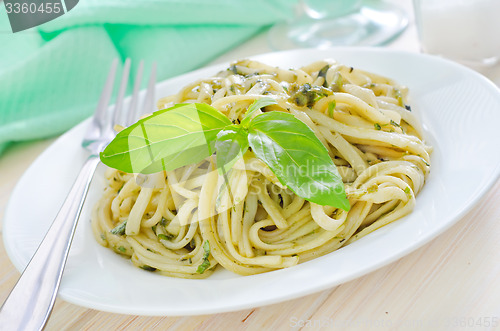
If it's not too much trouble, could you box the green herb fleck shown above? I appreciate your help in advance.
[196,240,211,274]
[117,183,124,193]
[318,64,329,78]
[394,88,404,106]
[331,72,343,92]
[229,64,238,74]
[404,187,411,195]
[390,120,402,129]
[110,221,127,236]
[140,265,156,272]
[288,83,332,108]
[117,246,126,253]
[158,233,174,241]
[328,101,336,118]
[374,123,382,130]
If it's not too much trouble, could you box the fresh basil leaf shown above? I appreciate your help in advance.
[215,124,249,174]
[100,103,231,174]
[240,97,277,128]
[247,111,350,210]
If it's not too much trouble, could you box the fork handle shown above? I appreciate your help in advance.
[0,155,101,331]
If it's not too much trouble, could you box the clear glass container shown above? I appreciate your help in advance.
[414,0,500,67]
[268,0,408,49]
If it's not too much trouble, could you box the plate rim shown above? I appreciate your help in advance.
[3,47,500,316]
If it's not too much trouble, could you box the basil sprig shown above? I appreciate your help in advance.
[214,125,249,175]
[100,98,350,210]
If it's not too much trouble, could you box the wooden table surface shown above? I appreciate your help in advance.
[1,1,500,330]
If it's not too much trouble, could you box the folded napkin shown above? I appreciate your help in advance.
[0,0,296,154]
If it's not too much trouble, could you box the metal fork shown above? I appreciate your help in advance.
[0,59,156,331]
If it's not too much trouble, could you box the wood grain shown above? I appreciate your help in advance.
[1,179,499,330]
[2,1,500,329]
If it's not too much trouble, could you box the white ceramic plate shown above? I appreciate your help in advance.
[4,48,500,316]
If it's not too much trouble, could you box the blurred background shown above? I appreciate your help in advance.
[0,0,498,156]
[0,0,296,155]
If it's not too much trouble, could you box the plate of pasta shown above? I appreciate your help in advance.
[4,48,500,315]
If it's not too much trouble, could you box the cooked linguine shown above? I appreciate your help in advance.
[92,59,432,278]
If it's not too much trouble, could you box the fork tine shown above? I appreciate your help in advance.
[112,58,131,126]
[94,59,118,126]
[142,62,157,116]
[126,61,144,126]
[83,59,118,147]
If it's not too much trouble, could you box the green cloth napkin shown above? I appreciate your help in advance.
[0,0,296,155]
